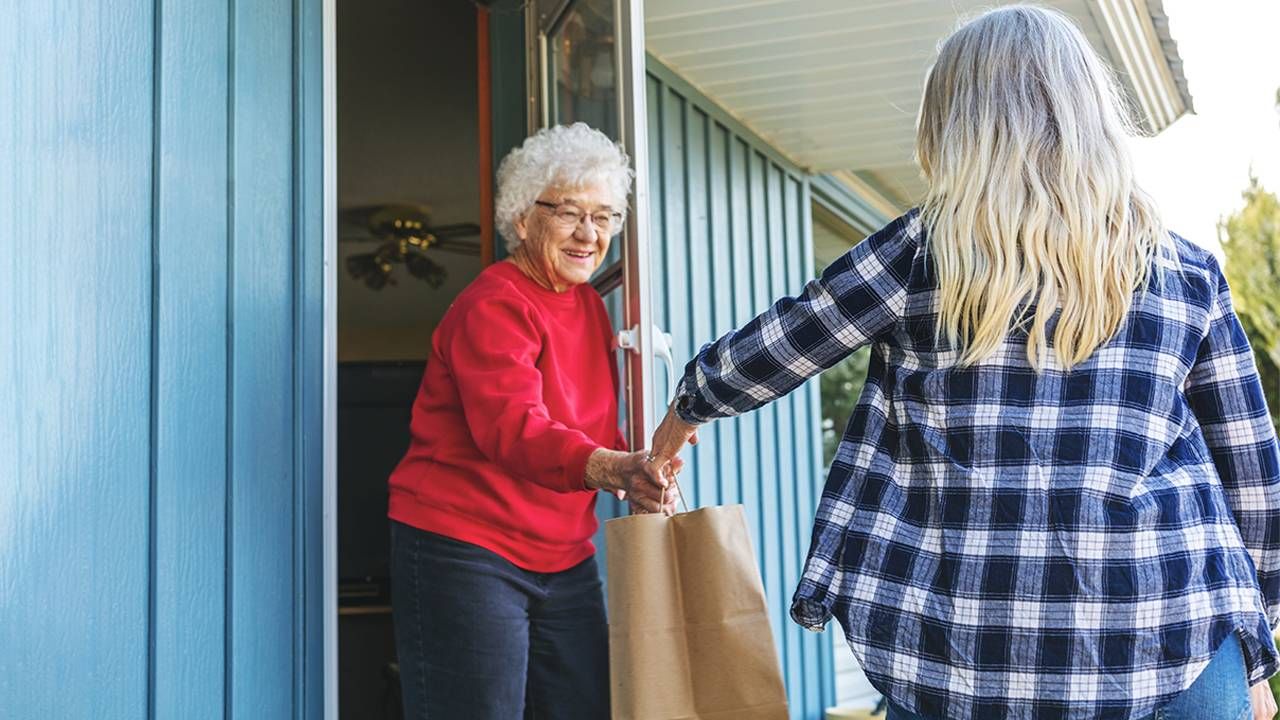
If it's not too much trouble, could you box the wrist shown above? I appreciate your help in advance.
[583,448,623,492]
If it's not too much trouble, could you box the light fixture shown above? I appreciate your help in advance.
[339,204,480,291]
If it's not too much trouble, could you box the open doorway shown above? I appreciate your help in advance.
[334,1,487,717]
[328,0,658,713]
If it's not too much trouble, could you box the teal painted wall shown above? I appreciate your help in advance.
[0,0,326,717]
[2,4,832,717]
[596,58,837,719]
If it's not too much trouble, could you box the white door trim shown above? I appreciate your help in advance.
[321,0,339,716]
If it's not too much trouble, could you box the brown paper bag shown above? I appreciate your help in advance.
[605,504,790,720]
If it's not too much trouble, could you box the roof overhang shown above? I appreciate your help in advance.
[646,0,1194,209]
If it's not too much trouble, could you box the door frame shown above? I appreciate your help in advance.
[317,0,654,716]
[320,0,338,716]
[524,0,660,448]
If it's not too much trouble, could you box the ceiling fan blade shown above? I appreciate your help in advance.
[406,252,448,288]
[426,222,481,238]
[430,237,482,257]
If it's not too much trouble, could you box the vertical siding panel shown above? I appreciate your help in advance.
[784,175,804,717]
[708,122,738,507]
[769,164,802,711]
[153,0,230,716]
[229,0,295,715]
[729,138,759,535]
[0,2,154,718]
[782,173,805,716]
[753,150,787,674]
[789,176,820,717]
[684,107,715,509]
[661,88,689,469]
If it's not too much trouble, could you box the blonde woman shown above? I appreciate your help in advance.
[646,6,1280,720]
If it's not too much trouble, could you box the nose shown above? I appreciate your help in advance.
[573,216,599,242]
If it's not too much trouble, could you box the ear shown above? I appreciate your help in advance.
[513,211,531,243]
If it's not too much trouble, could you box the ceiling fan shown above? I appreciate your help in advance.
[339,203,482,290]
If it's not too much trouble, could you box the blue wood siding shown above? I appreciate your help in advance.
[1,2,155,717]
[154,0,231,716]
[0,1,325,717]
[636,58,837,720]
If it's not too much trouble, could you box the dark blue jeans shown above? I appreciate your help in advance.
[885,632,1251,720]
[389,520,610,719]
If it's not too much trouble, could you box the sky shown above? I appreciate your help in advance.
[1126,0,1280,258]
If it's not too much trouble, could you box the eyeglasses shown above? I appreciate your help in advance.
[534,201,623,235]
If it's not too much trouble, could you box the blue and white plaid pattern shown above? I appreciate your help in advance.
[673,209,1280,719]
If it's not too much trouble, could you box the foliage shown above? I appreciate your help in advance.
[815,252,874,466]
[1218,174,1280,429]
[820,346,871,466]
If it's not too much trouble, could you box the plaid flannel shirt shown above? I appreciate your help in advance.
[672,209,1280,719]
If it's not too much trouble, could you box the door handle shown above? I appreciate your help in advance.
[617,324,677,400]
[651,326,676,402]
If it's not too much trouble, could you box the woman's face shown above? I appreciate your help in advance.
[514,182,618,291]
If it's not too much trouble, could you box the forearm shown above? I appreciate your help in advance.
[648,405,700,464]
[583,448,626,493]
[469,407,604,492]
[673,216,918,426]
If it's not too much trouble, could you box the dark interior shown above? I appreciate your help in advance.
[336,0,483,717]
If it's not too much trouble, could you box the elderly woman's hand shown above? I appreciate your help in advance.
[629,455,685,516]
[584,449,682,514]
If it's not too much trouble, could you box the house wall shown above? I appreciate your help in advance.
[0,1,326,717]
[3,2,843,718]
[596,58,838,720]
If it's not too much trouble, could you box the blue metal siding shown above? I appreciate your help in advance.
[229,0,298,716]
[640,58,836,720]
[0,2,155,717]
[153,0,231,716]
[1,1,325,717]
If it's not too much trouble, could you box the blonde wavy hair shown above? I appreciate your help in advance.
[915,4,1169,371]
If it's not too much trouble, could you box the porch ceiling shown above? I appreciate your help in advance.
[645,0,1193,209]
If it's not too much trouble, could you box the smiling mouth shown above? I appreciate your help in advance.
[563,250,594,260]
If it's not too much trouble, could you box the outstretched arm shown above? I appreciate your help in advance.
[647,211,921,465]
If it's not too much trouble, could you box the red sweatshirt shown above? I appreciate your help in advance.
[388,260,625,572]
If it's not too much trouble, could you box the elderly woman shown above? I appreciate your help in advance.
[387,122,676,720]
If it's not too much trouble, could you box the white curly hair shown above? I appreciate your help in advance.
[494,122,633,253]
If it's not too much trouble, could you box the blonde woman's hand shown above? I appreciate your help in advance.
[645,406,699,478]
[1252,680,1277,720]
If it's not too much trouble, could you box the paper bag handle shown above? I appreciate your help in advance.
[667,466,690,515]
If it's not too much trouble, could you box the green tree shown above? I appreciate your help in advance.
[1218,174,1280,430]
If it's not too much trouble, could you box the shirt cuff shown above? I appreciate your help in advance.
[670,395,700,426]
[564,439,601,493]
[672,376,711,426]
